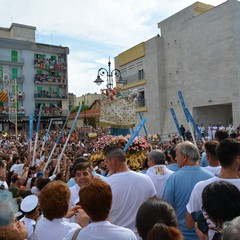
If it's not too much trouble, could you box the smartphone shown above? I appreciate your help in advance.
[191,210,209,233]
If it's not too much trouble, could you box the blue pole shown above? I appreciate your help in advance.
[170,108,183,140]
[56,113,70,144]
[36,104,43,132]
[123,118,146,152]
[185,108,205,142]
[29,114,33,140]
[139,112,148,136]
[178,91,189,122]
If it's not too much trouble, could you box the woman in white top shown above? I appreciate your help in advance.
[76,178,137,240]
[35,181,81,240]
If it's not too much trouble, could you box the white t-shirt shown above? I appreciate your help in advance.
[186,177,240,239]
[10,163,24,175]
[35,216,80,240]
[76,221,137,240]
[69,184,80,208]
[146,165,174,198]
[19,216,36,240]
[187,177,240,214]
[106,171,156,234]
[203,166,221,176]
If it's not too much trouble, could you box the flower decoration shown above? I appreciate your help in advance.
[91,135,150,170]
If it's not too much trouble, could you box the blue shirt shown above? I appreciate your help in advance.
[162,166,214,240]
[200,152,209,167]
[167,163,179,172]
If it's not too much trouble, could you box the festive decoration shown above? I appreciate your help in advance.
[90,135,150,170]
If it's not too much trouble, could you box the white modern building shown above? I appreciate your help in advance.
[0,23,69,131]
[115,0,240,136]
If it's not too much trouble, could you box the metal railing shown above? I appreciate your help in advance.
[122,71,145,85]
[0,55,24,64]
[136,98,146,108]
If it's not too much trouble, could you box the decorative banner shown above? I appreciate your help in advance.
[170,108,183,139]
[100,97,136,129]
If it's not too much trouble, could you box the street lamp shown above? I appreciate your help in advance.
[94,57,124,88]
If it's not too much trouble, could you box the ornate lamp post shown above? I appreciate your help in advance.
[94,57,124,88]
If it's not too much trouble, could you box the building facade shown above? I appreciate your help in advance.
[0,23,69,131]
[115,0,240,136]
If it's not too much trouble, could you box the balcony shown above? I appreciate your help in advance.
[9,74,25,83]
[34,91,67,100]
[136,98,146,108]
[34,58,66,71]
[122,71,145,85]
[34,74,66,85]
[0,55,24,65]
[35,107,65,117]
[0,106,25,116]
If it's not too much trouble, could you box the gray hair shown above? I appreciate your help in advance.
[176,141,199,161]
[148,149,166,165]
[0,190,18,226]
[222,216,240,240]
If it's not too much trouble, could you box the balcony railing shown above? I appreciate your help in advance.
[34,74,66,84]
[122,71,145,85]
[34,58,66,71]
[136,98,146,108]
[0,107,25,116]
[0,55,24,64]
[35,107,67,116]
[9,74,25,83]
[34,92,67,99]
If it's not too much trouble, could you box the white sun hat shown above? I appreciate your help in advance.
[20,195,39,213]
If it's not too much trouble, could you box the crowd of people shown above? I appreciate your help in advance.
[0,125,240,240]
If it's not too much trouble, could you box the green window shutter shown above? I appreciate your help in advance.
[51,56,56,61]
[0,102,3,107]
[37,86,42,92]
[12,68,18,79]
[56,87,60,95]
[11,50,18,62]
[37,70,43,74]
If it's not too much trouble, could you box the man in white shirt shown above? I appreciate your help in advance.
[105,146,156,237]
[186,138,240,239]
[20,195,40,240]
[146,149,173,198]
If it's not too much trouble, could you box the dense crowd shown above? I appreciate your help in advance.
[0,126,240,240]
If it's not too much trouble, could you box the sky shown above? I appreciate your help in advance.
[1,0,226,97]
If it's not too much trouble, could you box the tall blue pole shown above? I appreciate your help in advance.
[170,108,183,141]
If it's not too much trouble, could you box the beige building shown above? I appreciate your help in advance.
[76,93,102,108]
[115,0,240,136]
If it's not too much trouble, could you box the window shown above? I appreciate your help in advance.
[11,50,18,62]
[138,69,144,80]
[12,68,18,79]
